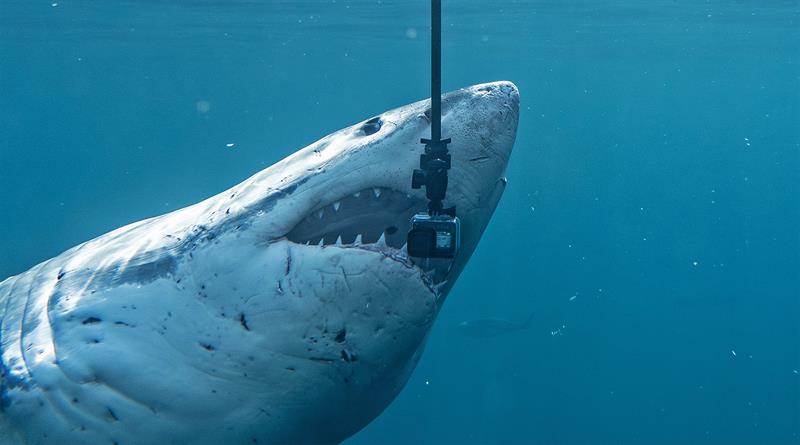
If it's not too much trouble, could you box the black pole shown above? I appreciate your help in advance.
[411,0,452,217]
[431,0,442,142]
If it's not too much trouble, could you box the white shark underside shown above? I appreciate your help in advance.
[0,81,519,445]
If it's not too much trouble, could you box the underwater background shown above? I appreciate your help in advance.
[1,1,798,444]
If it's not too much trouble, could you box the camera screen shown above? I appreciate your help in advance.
[435,231,452,249]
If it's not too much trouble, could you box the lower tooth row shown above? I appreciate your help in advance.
[304,232,394,247]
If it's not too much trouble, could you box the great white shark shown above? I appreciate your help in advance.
[0,81,519,444]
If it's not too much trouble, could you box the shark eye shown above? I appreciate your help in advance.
[361,117,382,135]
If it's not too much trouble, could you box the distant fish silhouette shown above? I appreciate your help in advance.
[455,312,535,338]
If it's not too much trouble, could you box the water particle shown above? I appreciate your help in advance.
[731,350,737,357]
[405,28,417,39]
[226,143,235,148]
[692,261,698,266]
[550,324,566,336]
[196,100,211,113]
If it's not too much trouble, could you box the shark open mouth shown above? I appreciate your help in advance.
[286,187,427,250]
[285,187,453,289]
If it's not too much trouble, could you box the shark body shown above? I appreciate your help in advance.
[0,81,519,444]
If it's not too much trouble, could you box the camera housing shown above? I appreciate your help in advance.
[406,214,460,258]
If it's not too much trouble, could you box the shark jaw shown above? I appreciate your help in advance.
[286,186,426,278]
[0,81,518,445]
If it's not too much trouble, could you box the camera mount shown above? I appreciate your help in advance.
[412,137,454,217]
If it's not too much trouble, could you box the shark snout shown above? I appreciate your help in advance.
[437,81,519,176]
[497,80,520,146]
[471,80,519,162]
[443,80,519,209]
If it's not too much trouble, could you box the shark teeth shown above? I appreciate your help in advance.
[432,280,449,294]
[303,232,408,253]
[288,187,425,251]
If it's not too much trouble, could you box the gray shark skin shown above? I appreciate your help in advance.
[0,81,519,445]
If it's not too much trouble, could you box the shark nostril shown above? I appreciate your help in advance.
[423,108,432,121]
[361,117,382,135]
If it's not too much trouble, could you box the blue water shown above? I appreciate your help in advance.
[1,1,798,443]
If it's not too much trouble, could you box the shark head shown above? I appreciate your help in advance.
[242,80,519,294]
[0,81,518,445]
[176,80,519,442]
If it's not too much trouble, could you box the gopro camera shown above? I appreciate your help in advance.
[407,214,460,258]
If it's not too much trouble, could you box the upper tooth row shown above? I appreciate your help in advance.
[316,188,385,218]
[351,190,380,198]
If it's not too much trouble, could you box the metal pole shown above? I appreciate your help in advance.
[431,0,442,142]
